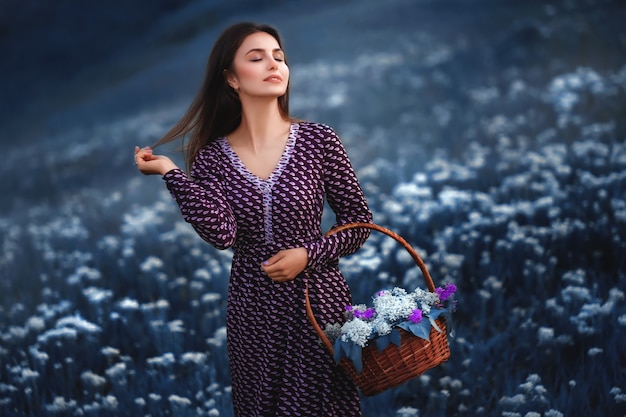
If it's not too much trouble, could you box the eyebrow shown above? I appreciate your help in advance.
[245,48,284,55]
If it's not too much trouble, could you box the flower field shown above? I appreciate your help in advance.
[1,0,625,416]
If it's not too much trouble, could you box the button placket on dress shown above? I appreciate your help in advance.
[220,123,298,246]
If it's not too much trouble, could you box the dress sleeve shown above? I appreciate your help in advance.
[162,148,237,250]
[303,126,373,269]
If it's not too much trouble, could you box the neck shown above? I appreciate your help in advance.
[236,98,289,148]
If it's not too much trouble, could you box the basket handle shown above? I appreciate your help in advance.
[305,222,436,356]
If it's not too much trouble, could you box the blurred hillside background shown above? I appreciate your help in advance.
[1,0,626,416]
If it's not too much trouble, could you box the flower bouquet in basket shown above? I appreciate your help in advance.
[325,283,457,373]
[305,222,457,396]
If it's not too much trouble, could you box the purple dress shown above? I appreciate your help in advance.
[164,121,372,416]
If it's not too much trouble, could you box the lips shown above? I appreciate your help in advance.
[264,75,283,82]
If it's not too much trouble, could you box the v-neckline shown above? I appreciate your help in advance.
[221,123,298,184]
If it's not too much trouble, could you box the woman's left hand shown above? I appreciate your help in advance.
[261,248,308,283]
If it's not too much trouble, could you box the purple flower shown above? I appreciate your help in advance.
[408,309,423,323]
[354,308,376,320]
[436,283,457,302]
[345,305,353,312]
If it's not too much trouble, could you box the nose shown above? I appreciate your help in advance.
[268,56,279,69]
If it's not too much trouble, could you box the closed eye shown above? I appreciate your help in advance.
[246,48,285,62]
[249,57,284,63]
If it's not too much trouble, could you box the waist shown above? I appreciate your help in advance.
[233,234,320,259]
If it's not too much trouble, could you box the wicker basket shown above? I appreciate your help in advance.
[305,222,451,396]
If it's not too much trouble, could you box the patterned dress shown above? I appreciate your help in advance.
[163,121,372,416]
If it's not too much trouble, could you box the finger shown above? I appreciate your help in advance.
[135,146,152,154]
[136,151,155,164]
[262,264,284,281]
[269,273,292,283]
[261,253,282,271]
[261,262,275,276]
[264,253,282,266]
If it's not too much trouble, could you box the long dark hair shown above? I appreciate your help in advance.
[152,22,292,171]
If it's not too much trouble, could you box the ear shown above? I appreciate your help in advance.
[223,69,239,91]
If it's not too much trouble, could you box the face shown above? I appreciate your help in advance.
[226,31,289,99]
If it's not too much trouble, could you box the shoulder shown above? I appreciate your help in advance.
[196,139,225,161]
[296,121,338,138]
[295,121,349,164]
[191,139,226,176]
[295,121,343,152]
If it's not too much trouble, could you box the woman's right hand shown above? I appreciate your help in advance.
[134,146,179,176]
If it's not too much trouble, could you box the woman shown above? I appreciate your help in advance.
[134,22,372,416]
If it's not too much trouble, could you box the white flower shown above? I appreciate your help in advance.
[412,288,439,315]
[323,323,343,343]
[412,288,439,305]
[373,290,417,323]
[372,318,393,336]
[341,318,373,347]
[391,287,408,297]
